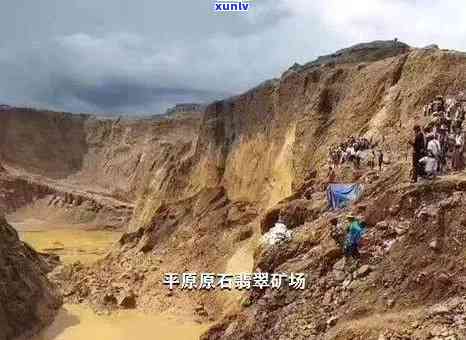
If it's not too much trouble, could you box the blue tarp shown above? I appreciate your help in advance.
[326,183,363,210]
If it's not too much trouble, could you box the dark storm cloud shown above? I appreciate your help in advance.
[0,0,294,114]
[43,76,227,114]
[0,0,465,115]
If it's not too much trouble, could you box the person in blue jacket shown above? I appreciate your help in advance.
[344,214,366,258]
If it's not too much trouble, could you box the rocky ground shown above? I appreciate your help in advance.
[45,160,466,340]
[202,167,466,340]
[48,186,259,320]
[0,216,61,340]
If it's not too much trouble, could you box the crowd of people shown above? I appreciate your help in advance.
[326,94,466,259]
[411,94,466,182]
[328,136,385,171]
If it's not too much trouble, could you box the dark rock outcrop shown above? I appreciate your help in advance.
[299,40,411,71]
[0,216,61,340]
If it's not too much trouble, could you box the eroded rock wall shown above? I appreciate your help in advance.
[0,110,202,202]
[133,47,466,230]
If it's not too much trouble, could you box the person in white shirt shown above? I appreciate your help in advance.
[426,136,442,172]
[452,130,465,171]
[419,151,438,179]
[427,136,441,158]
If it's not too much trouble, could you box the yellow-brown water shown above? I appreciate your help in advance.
[11,220,209,340]
[18,228,122,264]
[34,304,209,340]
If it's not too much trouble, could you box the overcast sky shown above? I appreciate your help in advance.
[1,0,466,115]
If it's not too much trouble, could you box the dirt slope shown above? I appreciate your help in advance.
[201,169,466,339]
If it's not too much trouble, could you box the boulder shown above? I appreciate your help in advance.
[260,199,315,234]
[423,44,439,50]
[333,258,346,271]
[137,231,159,253]
[376,221,389,230]
[355,265,372,278]
[429,239,439,250]
[333,270,346,282]
[103,293,118,305]
[386,299,395,308]
[428,303,450,316]
[326,316,338,327]
[234,225,254,242]
[118,291,137,309]
[342,277,352,289]
[194,303,208,317]
[322,241,343,263]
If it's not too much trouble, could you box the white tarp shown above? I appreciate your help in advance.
[261,222,292,246]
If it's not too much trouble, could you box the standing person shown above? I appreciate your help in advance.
[368,150,376,169]
[327,166,336,184]
[426,135,441,172]
[409,125,425,183]
[455,107,465,130]
[355,148,362,169]
[344,215,365,258]
[378,149,384,172]
[452,129,465,171]
[438,125,449,173]
[434,95,445,113]
[419,151,438,179]
[346,144,355,163]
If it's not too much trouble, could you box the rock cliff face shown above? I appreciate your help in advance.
[133,42,466,227]
[3,43,466,229]
[0,216,61,340]
[127,42,466,338]
[0,109,201,201]
[192,45,466,339]
[0,109,201,228]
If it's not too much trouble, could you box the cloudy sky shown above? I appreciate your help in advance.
[1,0,466,115]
